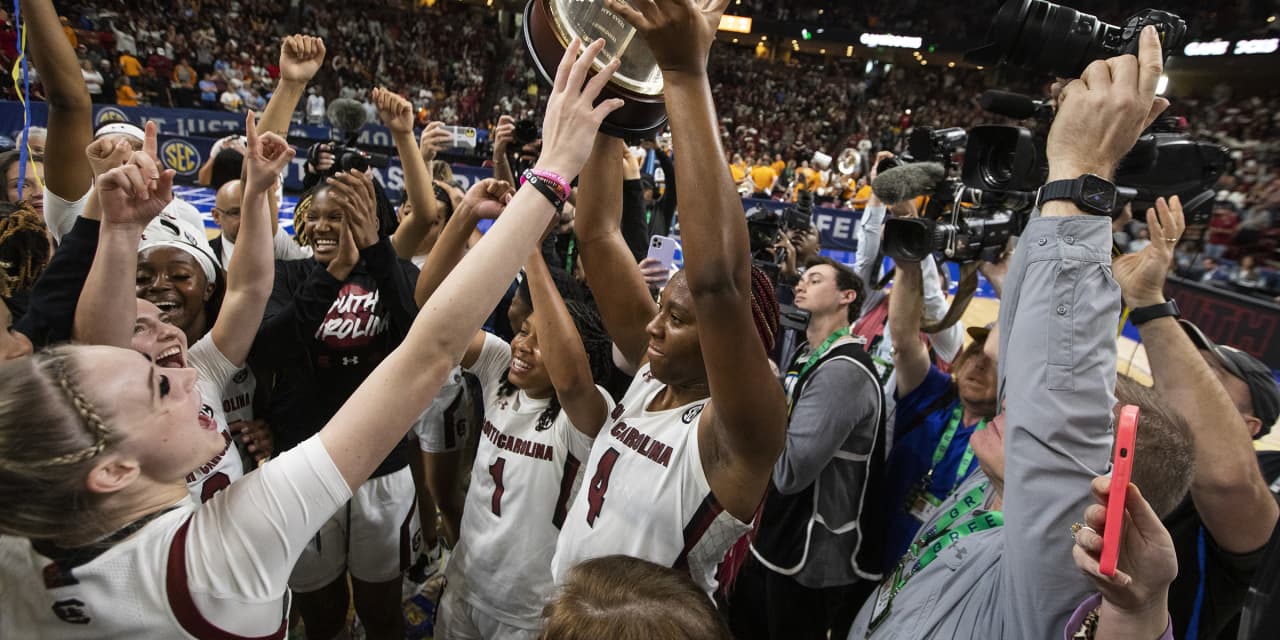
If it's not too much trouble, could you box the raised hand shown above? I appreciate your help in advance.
[280,35,327,84]
[460,178,515,220]
[1113,196,1184,308]
[605,0,731,74]
[536,38,625,178]
[326,171,380,249]
[85,137,134,179]
[419,122,451,163]
[243,110,296,195]
[492,114,516,158]
[1046,26,1169,182]
[372,87,414,135]
[1072,476,1177,612]
[96,149,175,229]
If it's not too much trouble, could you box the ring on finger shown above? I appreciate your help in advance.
[1070,522,1098,542]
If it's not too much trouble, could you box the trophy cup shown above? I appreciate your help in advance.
[523,0,668,137]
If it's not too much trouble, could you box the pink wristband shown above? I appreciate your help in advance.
[528,168,571,200]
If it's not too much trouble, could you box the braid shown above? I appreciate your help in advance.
[0,202,52,298]
[748,266,780,353]
[292,187,320,247]
[33,356,111,468]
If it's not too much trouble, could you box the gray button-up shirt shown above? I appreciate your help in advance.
[849,214,1119,639]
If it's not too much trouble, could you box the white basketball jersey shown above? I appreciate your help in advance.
[0,507,290,639]
[187,335,245,503]
[551,365,750,596]
[448,334,601,628]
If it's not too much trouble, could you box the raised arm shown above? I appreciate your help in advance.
[998,26,1172,640]
[526,247,610,437]
[23,0,93,200]
[374,88,441,260]
[258,36,325,137]
[609,0,787,518]
[73,130,176,347]
[887,260,930,396]
[1117,196,1278,554]
[491,115,517,187]
[318,38,622,488]
[574,134,656,365]
[209,112,295,366]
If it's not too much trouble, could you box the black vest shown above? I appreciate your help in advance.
[752,341,890,578]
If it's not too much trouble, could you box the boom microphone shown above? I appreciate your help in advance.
[872,162,945,205]
[979,90,1052,120]
[326,98,369,136]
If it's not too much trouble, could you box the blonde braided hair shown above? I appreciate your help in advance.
[35,357,112,468]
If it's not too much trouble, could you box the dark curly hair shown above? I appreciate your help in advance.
[496,276,612,432]
[0,201,52,299]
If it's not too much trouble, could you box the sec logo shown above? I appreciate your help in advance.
[161,139,202,176]
[94,107,128,126]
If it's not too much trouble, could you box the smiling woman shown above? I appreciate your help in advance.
[135,219,226,346]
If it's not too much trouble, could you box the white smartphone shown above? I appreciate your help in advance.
[647,235,679,272]
[442,125,478,150]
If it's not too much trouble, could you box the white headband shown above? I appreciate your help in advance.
[138,215,219,284]
[94,122,146,143]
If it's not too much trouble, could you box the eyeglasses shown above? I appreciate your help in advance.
[212,207,241,218]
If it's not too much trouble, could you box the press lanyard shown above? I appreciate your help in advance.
[785,328,850,409]
[795,327,850,381]
[930,404,982,490]
[868,482,1002,637]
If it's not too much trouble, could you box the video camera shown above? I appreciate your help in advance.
[305,142,391,179]
[880,126,1037,264]
[880,1,1227,264]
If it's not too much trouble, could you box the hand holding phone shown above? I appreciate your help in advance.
[1100,404,1139,577]
[646,235,679,273]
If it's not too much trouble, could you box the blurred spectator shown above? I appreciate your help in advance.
[80,59,104,103]
[114,75,138,107]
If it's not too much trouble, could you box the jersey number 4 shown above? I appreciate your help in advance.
[585,448,621,527]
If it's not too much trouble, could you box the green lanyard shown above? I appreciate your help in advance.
[564,237,577,274]
[795,327,850,381]
[785,327,851,410]
[929,404,982,491]
[869,482,1002,637]
[897,482,1003,590]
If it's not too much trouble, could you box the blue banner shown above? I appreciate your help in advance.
[740,196,863,253]
[0,99,489,149]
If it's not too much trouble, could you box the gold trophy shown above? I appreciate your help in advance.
[523,0,668,137]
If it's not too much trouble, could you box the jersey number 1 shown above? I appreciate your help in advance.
[586,448,621,527]
[489,457,506,516]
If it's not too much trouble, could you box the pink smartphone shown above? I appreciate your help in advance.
[1100,405,1139,577]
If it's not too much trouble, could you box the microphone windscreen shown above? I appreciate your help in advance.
[979,90,1039,120]
[872,162,946,204]
[327,98,369,134]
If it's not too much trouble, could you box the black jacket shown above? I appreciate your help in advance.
[252,237,419,478]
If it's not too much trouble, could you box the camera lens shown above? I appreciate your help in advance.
[982,147,1016,188]
[883,218,938,263]
[967,0,1121,78]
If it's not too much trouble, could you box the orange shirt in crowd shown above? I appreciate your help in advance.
[116,84,139,106]
[805,169,824,193]
[750,165,777,193]
[730,163,746,183]
[771,160,786,175]
[119,54,142,77]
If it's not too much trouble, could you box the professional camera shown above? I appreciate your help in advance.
[881,180,1034,264]
[306,142,391,179]
[878,124,1037,264]
[966,0,1187,79]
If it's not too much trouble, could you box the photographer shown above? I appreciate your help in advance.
[847,26,1196,639]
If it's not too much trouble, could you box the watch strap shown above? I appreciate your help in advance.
[1129,300,1180,326]
[1036,179,1076,208]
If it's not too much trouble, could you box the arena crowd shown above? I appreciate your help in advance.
[0,1,1278,640]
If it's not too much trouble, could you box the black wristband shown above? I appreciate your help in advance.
[522,170,566,212]
[1129,299,1180,326]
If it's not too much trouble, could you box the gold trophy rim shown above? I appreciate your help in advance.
[543,0,665,97]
